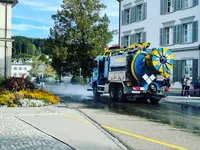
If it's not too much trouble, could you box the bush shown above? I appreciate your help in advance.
[0,77,36,92]
[71,76,88,85]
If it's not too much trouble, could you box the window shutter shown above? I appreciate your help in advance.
[121,36,125,47]
[163,28,166,46]
[136,6,139,21]
[173,60,178,81]
[142,32,146,42]
[130,34,134,45]
[173,0,177,11]
[131,6,136,23]
[143,2,147,20]
[192,59,198,83]
[164,0,168,13]
[193,0,199,6]
[177,0,182,9]
[180,24,184,43]
[160,0,164,14]
[173,25,177,44]
[177,60,183,82]
[192,21,198,42]
[122,10,125,25]
[160,28,164,46]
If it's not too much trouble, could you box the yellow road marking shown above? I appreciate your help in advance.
[64,114,92,125]
[63,114,188,150]
[102,126,188,150]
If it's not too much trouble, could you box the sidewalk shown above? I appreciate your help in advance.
[164,88,200,97]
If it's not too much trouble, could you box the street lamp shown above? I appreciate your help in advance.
[79,68,82,84]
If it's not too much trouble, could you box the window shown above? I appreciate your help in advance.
[167,0,173,12]
[161,0,198,14]
[24,67,27,70]
[183,23,192,43]
[136,4,143,21]
[124,35,130,47]
[183,0,193,8]
[182,60,193,80]
[165,27,173,45]
[123,8,130,24]
[19,67,22,70]
[136,33,142,43]
[13,67,17,70]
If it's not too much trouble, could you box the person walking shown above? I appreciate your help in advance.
[194,76,200,96]
[185,77,191,97]
[181,75,187,96]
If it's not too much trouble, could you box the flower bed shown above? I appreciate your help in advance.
[0,89,60,107]
[0,77,60,107]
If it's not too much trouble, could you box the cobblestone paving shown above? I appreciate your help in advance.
[0,116,73,150]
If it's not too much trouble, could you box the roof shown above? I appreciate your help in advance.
[0,0,18,7]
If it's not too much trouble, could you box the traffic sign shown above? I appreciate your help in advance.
[39,64,46,72]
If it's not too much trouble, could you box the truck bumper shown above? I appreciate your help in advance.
[130,93,166,100]
[124,88,166,100]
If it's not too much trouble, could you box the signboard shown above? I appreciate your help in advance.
[39,64,46,72]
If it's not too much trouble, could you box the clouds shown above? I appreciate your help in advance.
[13,0,119,44]
[19,0,61,12]
[12,24,50,31]
[103,1,119,17]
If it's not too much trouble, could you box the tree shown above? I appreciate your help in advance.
[47,0,115,78]
[44,64,56,77]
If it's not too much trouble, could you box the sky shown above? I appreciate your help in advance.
[12,0,119,46]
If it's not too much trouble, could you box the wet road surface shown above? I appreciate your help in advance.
[57,93,200,136]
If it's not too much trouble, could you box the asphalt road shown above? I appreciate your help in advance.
[1,84,199,150]
[45,84,200,150]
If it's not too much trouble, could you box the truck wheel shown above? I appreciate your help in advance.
[149,98,160,104]
[93,85,100,98]
[116,85,126,102]
[109,85,116,101]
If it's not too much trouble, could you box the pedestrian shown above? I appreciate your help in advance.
[194,76,200,96]
[181,75,187,96]
[185,77,191,97]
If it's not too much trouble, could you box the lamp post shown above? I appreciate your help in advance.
[79,68,82,84]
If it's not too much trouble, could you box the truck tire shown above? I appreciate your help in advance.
[116,85,126,102]
[149,98,160,104]
[93,85,100,98]
[109,85,116,101]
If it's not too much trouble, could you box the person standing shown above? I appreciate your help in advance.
[185,77,191,97]
[181,75,187,96]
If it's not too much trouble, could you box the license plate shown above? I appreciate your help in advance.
[132,91,140,94]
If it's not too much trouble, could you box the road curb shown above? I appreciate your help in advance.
[166,96,200,100]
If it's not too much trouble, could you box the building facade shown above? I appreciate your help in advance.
[117,0,200,87]
[0,0,18,78]
[11,58,32,78]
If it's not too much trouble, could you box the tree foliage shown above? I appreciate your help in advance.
[12,36,50,58]
[47,0,115,78]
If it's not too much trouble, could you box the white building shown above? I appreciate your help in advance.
[0,0,18,78]
[117,0,200,87]
[11,59,32,78]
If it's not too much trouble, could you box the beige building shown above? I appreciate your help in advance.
[0,0,18,78]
